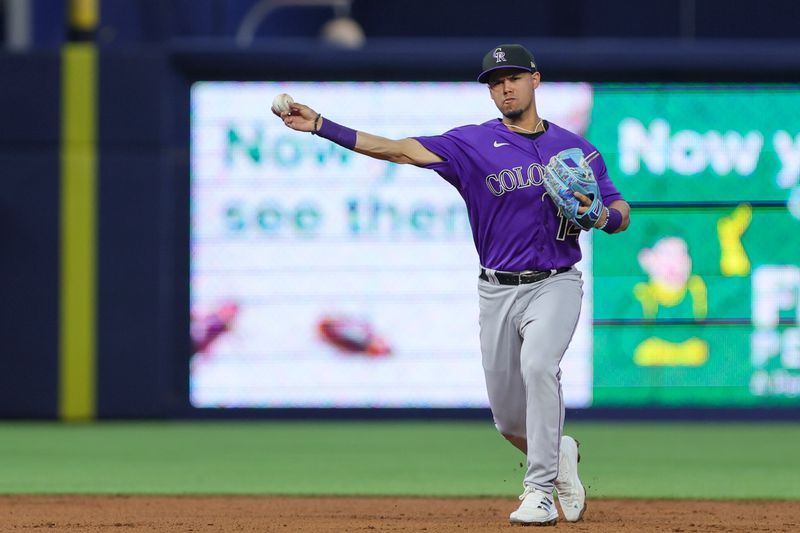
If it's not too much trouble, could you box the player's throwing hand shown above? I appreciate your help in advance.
[271,94,320,133]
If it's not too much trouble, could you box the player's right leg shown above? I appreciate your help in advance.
[517,271,583,493]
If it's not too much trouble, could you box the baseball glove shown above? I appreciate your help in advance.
[543,148,604,231]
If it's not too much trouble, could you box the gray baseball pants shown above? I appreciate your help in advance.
[478,267,583,492]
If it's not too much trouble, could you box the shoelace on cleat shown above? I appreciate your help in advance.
[518,486,534,501]
[518,487,553,510]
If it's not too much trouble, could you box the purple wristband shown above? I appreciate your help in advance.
[601,207,623,233]
[315,117,357,150]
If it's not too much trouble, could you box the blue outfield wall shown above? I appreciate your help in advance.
[96,50,179,418]
[0,53,61,418]
[2,40,800,418]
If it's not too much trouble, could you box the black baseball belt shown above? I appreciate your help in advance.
[479,266,571,285]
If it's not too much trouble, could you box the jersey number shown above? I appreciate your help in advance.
[540,192,581,242]
[556,213,582,241]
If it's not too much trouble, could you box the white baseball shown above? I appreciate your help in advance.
[271,93,294,114]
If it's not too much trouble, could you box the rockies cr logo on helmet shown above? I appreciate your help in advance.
[493,48,507,63]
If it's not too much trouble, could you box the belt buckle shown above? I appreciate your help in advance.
[519,270,537,284]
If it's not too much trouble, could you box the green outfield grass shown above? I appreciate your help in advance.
[1,421,798,499]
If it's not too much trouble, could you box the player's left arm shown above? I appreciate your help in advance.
[574,194,631,233]
[577,148,631,233]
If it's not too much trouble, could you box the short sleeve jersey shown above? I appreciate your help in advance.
[414,119,623,271]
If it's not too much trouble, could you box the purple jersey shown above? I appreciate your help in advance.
[414,119,623,271]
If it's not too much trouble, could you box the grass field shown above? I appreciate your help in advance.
[1,421,798,500]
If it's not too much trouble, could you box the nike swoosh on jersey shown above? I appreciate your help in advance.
[493,141,510,147]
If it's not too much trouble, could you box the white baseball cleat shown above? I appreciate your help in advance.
[509,485,559,526]
[554,435,586,522]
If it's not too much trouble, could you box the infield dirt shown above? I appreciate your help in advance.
[2,495,798,532]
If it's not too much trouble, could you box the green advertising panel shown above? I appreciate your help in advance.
[588,85,800,407]
[592,206,800,406]
[593,204,800,406]
[587,85,800,205]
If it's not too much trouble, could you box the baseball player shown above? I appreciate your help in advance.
[273,44,631,526]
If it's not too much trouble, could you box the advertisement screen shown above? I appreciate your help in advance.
[190,82,800,409]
